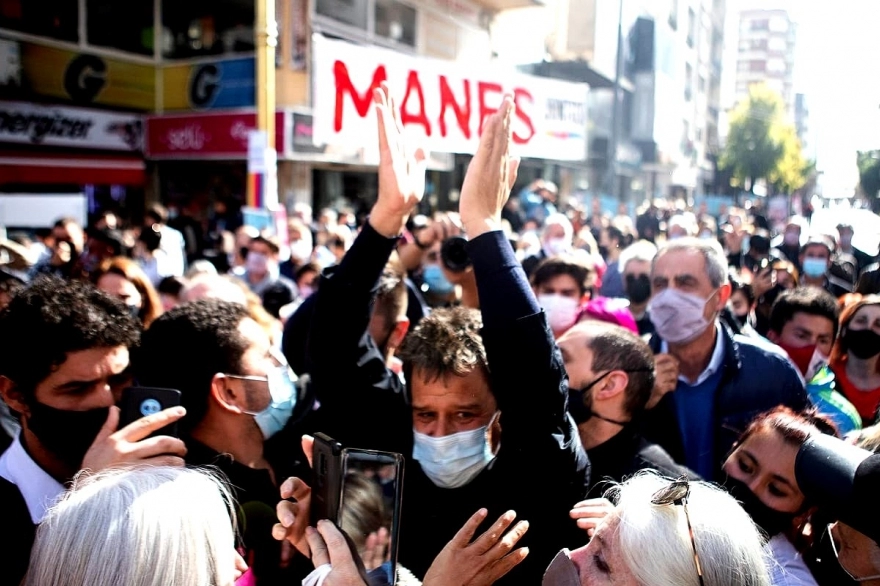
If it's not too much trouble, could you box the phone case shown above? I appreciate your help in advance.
[118,387,181,438]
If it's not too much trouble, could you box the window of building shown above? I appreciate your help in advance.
[374,0,416,47]
[0,0,78,42]
[161,0,256,59]
[749,59,766,72]
[750,18,769,31]
[669,0,678,30]
[685,63,693,101]
[315,0,369,31]
[686,8,695,46]
[87,0,154,56]
[698,74,706,93]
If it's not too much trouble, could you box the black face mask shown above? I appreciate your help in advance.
[844,328,880,360]
[568,370,650,426]
[27,402,110,471]
[625,274,652,304]
[723,474,799,537]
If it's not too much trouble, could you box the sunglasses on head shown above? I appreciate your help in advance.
[651,477,704,586]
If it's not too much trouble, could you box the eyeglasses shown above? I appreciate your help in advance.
[826,523,880,582]
[651,478,705,586]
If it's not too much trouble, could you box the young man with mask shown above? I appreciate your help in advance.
[767,288,862,436]
[304,89,589,584]
[618,240,657,336]
[799,235,853,299]
[640,237,808,480]
[531,255,593,337]
[559,321,692,496]
[135,299,310,584]
[0,277,187,585]
[236,235,298,299]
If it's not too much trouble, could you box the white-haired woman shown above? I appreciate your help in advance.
[560,471,771,586]
[24,466,248,586]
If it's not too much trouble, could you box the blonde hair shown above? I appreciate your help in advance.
[611,472,770,586]
[25,466,238,586]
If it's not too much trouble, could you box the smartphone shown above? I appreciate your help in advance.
[118,387,181,438]
[310,433,405,584]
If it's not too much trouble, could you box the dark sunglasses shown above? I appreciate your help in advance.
[651,478,704,586]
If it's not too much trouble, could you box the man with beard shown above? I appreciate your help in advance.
[0,277,187,584]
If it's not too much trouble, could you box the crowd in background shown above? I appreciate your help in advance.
[3,93,880,586]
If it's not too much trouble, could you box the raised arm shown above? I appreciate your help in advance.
[306,85,427,441]
[457,99,573,442]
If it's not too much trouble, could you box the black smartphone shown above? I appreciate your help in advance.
[118,387,181,438]
[310,434,405,584]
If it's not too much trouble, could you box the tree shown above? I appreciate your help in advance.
[719,84,786,193]
[768,124,808,194]
[857,150,880,199]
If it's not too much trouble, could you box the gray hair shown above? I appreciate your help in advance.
[543,212,573,242]
[25,466,238,586]
[610,472,770,586]
[619,240,658,273]
[654,237,729,288]
[182,274,249,305]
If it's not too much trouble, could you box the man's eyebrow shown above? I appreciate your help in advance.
[55,377,101,391]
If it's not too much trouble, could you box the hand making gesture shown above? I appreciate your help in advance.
[369,83,428,238]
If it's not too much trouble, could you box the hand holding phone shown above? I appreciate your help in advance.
[118,387,182,438]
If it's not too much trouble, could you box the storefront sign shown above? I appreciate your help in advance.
[146,110,284,159]
[162,57,256,111]
[0,101,144,151]
[13,41,155,110]
[312,35,589,161]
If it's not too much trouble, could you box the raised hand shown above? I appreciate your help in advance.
[459,98,520,239]
[569,497,615,537]
[422,508,529,586]
[272,436,316,557]
[369,83,428,238]
[81,406,187,472]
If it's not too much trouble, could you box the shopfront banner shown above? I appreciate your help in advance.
[312,35,589,161]
[162,57,256,111]
[146,110,284,159]
[14,41,155,111]
[0,101,144,151]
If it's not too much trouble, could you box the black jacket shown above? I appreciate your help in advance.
[1,475,36,586]
[640,324,809,479]
[307,225,590,584]
[586,425,697,497]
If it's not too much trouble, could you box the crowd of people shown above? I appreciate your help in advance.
[3,87,880,586]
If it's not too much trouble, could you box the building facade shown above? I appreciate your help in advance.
[734,8,796,115]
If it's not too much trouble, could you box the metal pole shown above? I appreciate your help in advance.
[256,0,277,150]
[604,0,625,202]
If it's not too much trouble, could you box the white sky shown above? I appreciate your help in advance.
[727,0,880,195]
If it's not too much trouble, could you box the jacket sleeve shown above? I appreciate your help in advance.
[305,222,411,449]
[467,231,577,445]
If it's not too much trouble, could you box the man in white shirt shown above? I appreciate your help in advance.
[0,277,186,584]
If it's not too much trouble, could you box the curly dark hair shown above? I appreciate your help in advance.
[134,299,250,432]
[0,276,140,396]
[399,306,487,384]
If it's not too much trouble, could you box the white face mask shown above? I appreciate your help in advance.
[538,293,580,333]
[412,425,495,489]
[235,365,298,440]
[648,288,716,344]
[246,252,270,274]
[544,237,569,257]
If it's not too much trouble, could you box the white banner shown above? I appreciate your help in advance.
[0,101,143,151]
[312,36,589,161]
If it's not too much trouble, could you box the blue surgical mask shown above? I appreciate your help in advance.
[802,257,827,278]
[235,365,297,440]
[422,264,455,296]
[413,425,495,489]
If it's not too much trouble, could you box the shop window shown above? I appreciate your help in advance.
[315,0,369,31]
[162,0,255,59]
[87,0,154,56]
[0,0,78,42]
[375,0,416,47]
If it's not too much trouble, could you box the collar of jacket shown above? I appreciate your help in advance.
[648,321,742,380]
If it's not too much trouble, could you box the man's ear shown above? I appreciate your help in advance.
[210,374,244,414]
[386,318,410,354]
[767,330,780,344]
[595,371,627,401]
[0,376,28,417]
[717,282,732,309]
